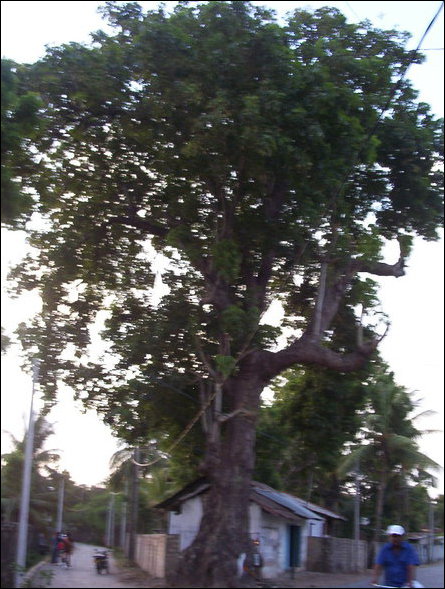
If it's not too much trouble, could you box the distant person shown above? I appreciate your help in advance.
[63,531,74,566]
[51,532,63,564]
[58,533,74,567]
[37,533,49,556]
[243,538,264,581]
[372,525,422,588]
[56,534,68,566]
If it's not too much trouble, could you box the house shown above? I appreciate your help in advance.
[156,478,347,578]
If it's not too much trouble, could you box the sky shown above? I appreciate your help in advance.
[1,1,444,493]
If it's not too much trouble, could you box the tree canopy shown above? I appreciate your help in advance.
[3,2,443,586]
[1,59,43,227]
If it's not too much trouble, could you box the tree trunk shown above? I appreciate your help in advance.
[171,371,262,588]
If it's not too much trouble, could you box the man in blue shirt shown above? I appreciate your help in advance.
[372,525,420,588]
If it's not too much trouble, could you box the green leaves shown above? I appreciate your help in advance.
[1,60,44,227]
[211,240,241,282]
[5,1,443,454]
[215,354,237,378]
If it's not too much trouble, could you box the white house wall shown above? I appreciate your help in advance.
[308,517,325,538]
[248,507,327,578]
[168,495,203,551]
[258,510,288,578]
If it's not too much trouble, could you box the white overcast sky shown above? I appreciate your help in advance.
[1,1,444,492]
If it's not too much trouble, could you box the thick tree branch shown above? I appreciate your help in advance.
[257,334,385,383]
[198,263,232,311]
[353,255,405,277]
[255,249,276,313]
[311,261,328,338]
[307,253,405,340]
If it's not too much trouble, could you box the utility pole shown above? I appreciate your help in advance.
[353,458,361,572]
[106,493,117,547]
[120,478,129,550]
[428,499,435,563]
[56,473,65,533]
[15,360,39,588]
[128,446,140,561]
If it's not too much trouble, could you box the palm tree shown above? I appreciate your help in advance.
[1,415,60,527]
[338,372,440,543]
[107,441,174,551]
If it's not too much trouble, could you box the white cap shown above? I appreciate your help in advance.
[386,525,405,536]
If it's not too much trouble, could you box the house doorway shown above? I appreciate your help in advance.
[288,525,301,568]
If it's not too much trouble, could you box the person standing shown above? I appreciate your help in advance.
[372,525,421,588]
[243,538,264,581]
[63,531,74,567]
[37,533,49,556]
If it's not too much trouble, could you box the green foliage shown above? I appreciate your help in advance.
[0,413,115,546]
[435,495,444,532]
[337,373,440,538]
[215,354,237,378]
[221,305,248,340]
[1,60,44,227]
[4,1,443,502]
[1,416,60,529]
[255,362,373,503]
[211,240,242,282]
[1,326,11,353]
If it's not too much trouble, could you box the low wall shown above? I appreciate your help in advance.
[134,534,179,578]
[307,537,368,573]
[18,559,50,588]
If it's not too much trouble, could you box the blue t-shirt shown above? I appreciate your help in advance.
[376,541,420,587]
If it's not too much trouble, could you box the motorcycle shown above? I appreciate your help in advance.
[93,549,109,574]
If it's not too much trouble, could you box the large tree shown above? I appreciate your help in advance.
[6,2,443,586]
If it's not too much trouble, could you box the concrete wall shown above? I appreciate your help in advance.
[306,536,368,573]
[134,534,179,578]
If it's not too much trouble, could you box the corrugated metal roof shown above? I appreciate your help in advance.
[298,500,347,521]
[156,478,345,523]
[253,486,324,521]
[251,490,306,524]
[155,477,209,510]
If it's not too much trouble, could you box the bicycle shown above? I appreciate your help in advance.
[60,550,71,568]
[372,582,424,588]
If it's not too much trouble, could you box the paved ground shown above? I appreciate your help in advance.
[34,545,443,588]
[261,562,444,588]
[264,569,373,587]
[38,542,152,588]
